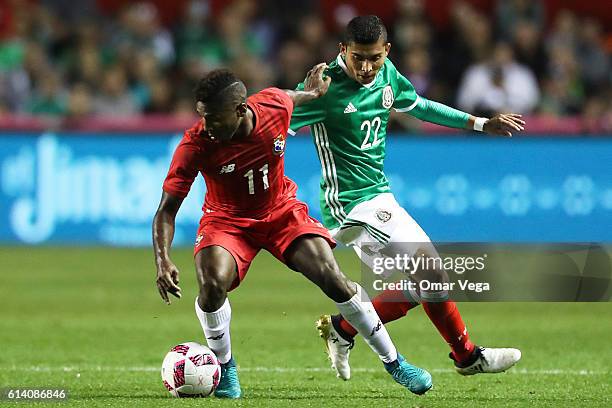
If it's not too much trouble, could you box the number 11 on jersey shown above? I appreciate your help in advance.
[243,163,269,194]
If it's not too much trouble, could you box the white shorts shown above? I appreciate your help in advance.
[330,193,444,301]
[330,193,431,270]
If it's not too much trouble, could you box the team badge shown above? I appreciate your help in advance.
[382,85,394,109]
[375,209,392,223]
[273,134,286,156]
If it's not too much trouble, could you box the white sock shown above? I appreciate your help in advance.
[335,284,398,363]
[195,297,232,364]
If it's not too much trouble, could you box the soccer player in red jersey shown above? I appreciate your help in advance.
[153,65,433,398]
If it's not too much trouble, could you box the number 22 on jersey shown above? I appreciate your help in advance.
[360,117,382,149]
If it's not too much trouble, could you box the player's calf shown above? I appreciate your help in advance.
[195,246,238,311]
[312,258,356,302]
[194,246,238,381]
[285,235,356,302]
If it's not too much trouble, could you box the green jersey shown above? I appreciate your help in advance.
[289,55,470,230]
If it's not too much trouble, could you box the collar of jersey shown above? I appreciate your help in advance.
[336,54,379,89]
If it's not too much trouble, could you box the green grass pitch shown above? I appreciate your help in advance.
[0,246,610,407]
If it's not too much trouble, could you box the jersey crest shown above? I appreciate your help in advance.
[375,209,392,223]
[273,134,286,156]
[382,85,394,109]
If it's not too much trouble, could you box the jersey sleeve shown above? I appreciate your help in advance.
[386,60,420,113]
[288,82,327,135]
[162,136,200,198]
[410,97,470,129]
[256,87,294,130]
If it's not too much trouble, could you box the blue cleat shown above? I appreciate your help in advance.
[214,357,242,399]
[383,354,432,395]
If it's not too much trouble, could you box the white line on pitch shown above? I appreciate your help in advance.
[3,366,608,376]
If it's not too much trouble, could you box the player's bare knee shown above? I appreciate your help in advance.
[198,268,230,311]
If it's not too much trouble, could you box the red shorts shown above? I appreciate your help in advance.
[193,198,335,291]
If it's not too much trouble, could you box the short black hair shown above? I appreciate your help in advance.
[343,15,388,45]
[194,69,244,105]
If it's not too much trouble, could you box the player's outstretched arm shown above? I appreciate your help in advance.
[407,96,525,137]
[284,63,331,106]
[152,191,184,304]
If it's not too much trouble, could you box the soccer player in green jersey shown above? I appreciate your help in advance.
[289,15,523,380]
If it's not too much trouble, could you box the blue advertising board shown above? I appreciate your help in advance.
[0,133,610,245]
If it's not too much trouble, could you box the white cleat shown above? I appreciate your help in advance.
[454,346,522,375]
[315,315,354,380]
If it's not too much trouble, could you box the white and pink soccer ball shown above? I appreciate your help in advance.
[161,342,221,398]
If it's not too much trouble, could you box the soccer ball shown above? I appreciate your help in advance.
[161,342,221,398]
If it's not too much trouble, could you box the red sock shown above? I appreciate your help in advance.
[422,300,475,363]
[337,289,418,337]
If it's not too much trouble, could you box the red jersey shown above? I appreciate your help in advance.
[163,88,296,217]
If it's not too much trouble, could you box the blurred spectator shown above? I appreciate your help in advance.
[394,0,431,51]
[0,68,29,112]
[92,65,139,115]
[581,96,607,133]
[397,0,426,23]
[275,39,310,89]
[576,18,610,92]
[229,54,274,92]
[174,0,211,66]
[195,0,264,68]
[457,42,540,115]
[69,43,104,89]
[26,71,67,116]
[512,20,547,80]
[401,47,432,96]
[496,0,544,41]
[296,14,335,66]
[145,78,174,113]
[395,20,432,52]
[112,2,175,68]
[65,82,93,118]
[547,10,578,52]
[540,45,584,115]
[173,97,195,119]
[129,51,162,109]
[434,1,492,101]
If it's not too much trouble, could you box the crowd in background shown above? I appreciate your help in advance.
[0,0,611,132]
